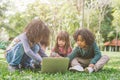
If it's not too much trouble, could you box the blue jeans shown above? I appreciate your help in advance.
[6,42,40,68]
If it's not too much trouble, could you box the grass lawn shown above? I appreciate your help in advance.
[0,51,120,80]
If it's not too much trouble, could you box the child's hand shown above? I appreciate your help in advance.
[50,52,57,57]
[55,54,61,57]
[88,64,95,68]
[51,52,61,57]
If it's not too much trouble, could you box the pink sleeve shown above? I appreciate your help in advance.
[51,48,55,53]
[50,48,55,56]
[67,47,72,54]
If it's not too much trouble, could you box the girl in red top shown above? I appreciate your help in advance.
[50,31,72,57]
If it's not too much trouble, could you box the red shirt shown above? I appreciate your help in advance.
[50,47,72,57]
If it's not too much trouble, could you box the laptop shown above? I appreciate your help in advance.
[41,57,69,73]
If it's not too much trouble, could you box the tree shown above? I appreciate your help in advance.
[0,0,9,29]
[112,0,120,51]
[0,0,10,41]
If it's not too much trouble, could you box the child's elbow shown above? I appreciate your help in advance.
[25,49,31,55]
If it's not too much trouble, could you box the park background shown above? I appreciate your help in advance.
[0,0,120,80]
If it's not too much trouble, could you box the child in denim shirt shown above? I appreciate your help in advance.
[5,19,50,72]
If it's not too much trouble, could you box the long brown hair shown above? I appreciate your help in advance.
[73,28,95,46]
[54,31,70,54]
[25,19,50,45]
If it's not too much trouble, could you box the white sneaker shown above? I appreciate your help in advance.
[69,65,84,72]
[85,67,94,73]
[8,65,18,72]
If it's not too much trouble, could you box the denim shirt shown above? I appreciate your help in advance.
[6,33,47,63]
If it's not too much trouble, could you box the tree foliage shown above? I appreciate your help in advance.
[1,0,119,48]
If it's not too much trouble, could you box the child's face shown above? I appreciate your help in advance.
[76,35,86,48]
[58,39,66,47]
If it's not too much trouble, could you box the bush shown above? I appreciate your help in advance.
[0,41,10,50]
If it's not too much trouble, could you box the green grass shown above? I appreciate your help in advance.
[0,51,120,80]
